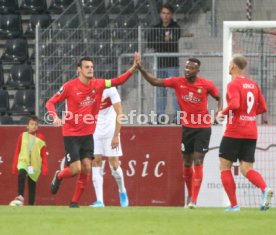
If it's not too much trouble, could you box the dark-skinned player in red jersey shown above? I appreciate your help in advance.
[217,54,273,212]
[46,53,139,208]
[137,56,222,209]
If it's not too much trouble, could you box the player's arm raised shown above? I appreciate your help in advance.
[105,52,139,88]
[138,65,165,87]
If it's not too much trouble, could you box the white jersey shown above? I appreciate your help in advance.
[94,87,121,139]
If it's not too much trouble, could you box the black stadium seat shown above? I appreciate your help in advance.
[48,0,74,13]
[0,0,19,14]
[24,14,52,38]
[87,14,110,39]
[113,14,139,39]
[6,64,34,89]
[10,90,35,115]
[0,14,22,38]
[107,0,134,14]
[0,115,14,125]
[0,90,9,114]
[20,0,48,13]
[1,38,29,63]
[81,0,106,14]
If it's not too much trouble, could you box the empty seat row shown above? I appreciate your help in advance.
[0,89,35,115]
[0,63,34,89]
[0,115,32,125]
[0,0,74,14]
[1,38,29,63]
[0,14,52,39]
[0,0,156,15]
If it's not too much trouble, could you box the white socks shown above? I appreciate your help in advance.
[92,167,104,203]
[111,166,126,193]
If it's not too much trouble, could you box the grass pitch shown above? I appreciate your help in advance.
[0,206,274,235]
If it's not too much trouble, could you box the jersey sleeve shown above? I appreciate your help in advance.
[221,82,240,115]
[37,133,48,175]
[12,133,23,174]
[206,80,220,98]
[45,83,69,118]
[256,85,267,115]
[162,77,178,88]
[105,71,132,88]
[109,87,121,104]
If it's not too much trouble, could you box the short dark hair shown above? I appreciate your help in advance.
[27,115,39,124]
[188,58,201,67]
[232,54,247,70]
[77,57,93,68]
[160,3,174,14]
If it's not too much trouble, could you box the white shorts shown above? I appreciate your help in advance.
[94,137,123,157]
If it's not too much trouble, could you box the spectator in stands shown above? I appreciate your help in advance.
[148,3,181,124]
[11,115,48,205]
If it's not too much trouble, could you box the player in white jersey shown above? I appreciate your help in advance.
[90,87,129,208]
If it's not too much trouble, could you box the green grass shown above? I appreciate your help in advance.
[0,206,275,235]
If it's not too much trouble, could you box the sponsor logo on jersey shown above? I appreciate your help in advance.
[197,88,202,94]
[80,96,96,106]
[182,92,201,103]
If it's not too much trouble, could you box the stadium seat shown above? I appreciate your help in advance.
[0,14,22,39]
[81,0,106,14]
[19,0,48,13]
[169,0,192,14]
[56,14,80,29]
[0,115,14,125]
[24,14,52,38]
[113,14,139,39]
[17,115,29,125]
[56,14,82,40]
[87,14,110,39]
[107,0,134,14]
[48,0,75,13]
[6,64,34,89]
[135,1,150,14]
[0,0,19,14]
[10,90,35,115]
[0,90,9,114]
[1,38,29,63]
[0,64,4,88]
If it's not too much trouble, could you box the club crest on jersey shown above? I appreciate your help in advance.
[197,88,202,94]
[57,86,64,95]
[91,89,96,94]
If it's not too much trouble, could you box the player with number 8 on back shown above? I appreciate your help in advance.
[217,54,273,211]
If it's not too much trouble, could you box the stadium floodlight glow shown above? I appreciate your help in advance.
[223,21,276,105]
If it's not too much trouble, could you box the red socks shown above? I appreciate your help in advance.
[246,169,267,192]
[57,167,72,180]
[191,165,203,203]
[221,170,238,207]
[72,173,90,203]
[182,166,193,197]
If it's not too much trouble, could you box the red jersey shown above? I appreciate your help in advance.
[222,76,267,139]
[163,76,219,128]
[46,78,105,136]
[46,71,132,136]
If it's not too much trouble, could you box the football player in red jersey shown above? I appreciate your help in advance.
[218,54,273,211]
[137,57,222,208]
[46,53,139,207]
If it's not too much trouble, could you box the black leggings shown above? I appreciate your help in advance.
[18,169,36,205]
